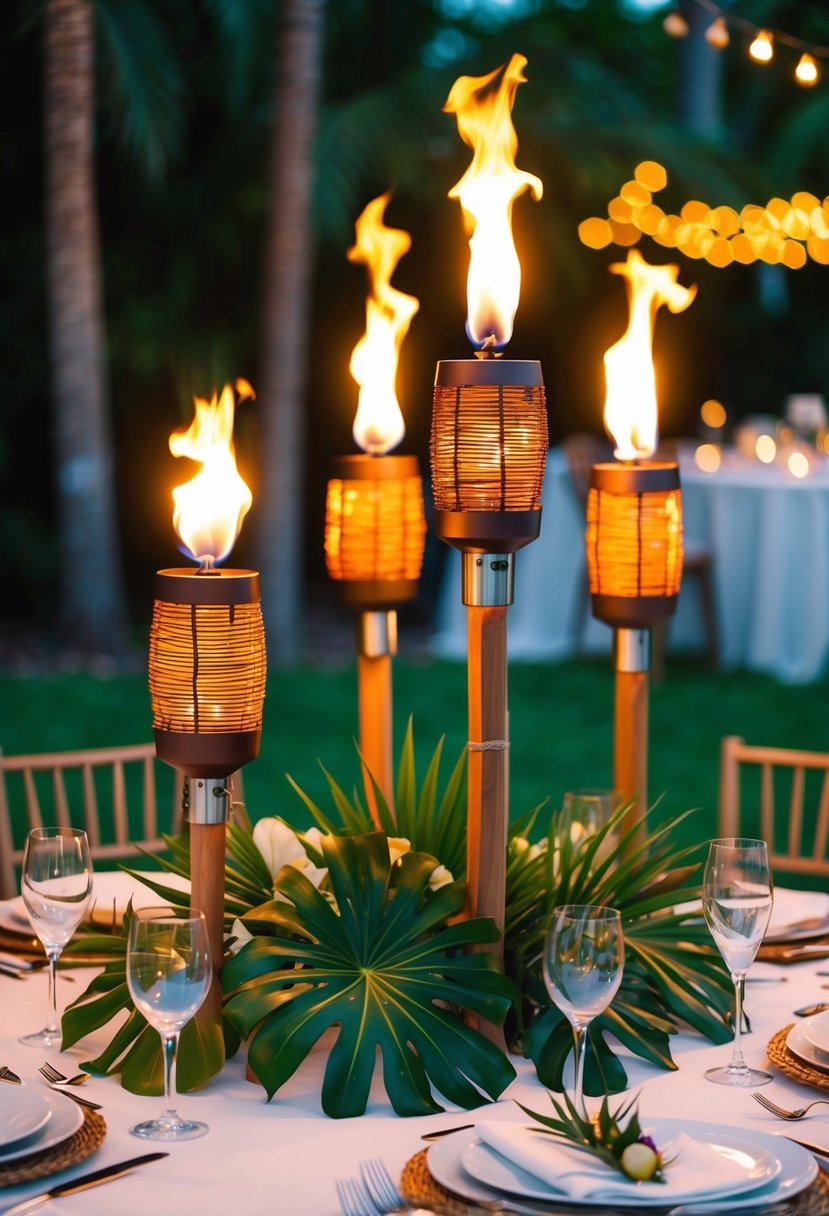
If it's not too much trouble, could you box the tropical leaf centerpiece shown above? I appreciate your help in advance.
[61,721,733,1115]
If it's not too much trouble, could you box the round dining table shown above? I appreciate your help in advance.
[1,877,829,1215]
[432,445,829,685]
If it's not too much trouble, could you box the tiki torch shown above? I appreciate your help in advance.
[149,380,266,1029]
[431,54,547,965]
[324,194,426,819]
[585,252,694,848]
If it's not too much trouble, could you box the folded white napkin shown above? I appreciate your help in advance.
[473,1122,751,1202]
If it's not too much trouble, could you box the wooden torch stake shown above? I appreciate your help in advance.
[189,819,226,1031]
[358,651,394,825]
[613,628,650,854]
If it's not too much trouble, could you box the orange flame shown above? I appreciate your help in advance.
[603,251,696,460]
[169,380,254,562]
[347,193,419,454]
[444,53,542,349]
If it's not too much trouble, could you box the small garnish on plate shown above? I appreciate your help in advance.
[520,1092,671,1183]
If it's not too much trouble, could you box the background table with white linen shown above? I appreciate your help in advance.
[432,446,829,685]
[3,877,829,1215]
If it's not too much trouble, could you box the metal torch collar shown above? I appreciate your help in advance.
[462,553,515,607]
[184,776,231,825]
[614,628,651,673]
[357,610,398,658]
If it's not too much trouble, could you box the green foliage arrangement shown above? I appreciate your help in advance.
[223,831,516,1118]
[61,727,734,1117]
[288,717,468,882]
[506,805,734,1097]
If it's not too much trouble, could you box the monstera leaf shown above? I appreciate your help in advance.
[222,832,516,1118]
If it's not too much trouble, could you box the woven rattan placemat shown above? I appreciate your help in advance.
[401,1143,829,1215]
[0,1107,105,1189]
[768,1024,829,1091]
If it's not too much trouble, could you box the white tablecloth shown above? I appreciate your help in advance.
[432,446,829,685]
[2,881,829,1215]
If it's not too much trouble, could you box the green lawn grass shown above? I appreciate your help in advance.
[2,656,827,861]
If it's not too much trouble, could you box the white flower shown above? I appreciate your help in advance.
[428,864,453,891]
[387,836,412,865]
[228,917,254,956]
[253,816,327,891]
[253,817,307,876]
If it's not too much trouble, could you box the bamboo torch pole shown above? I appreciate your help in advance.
[613,628,650,853]
[187,779,229,1031]
[357,610,397,823]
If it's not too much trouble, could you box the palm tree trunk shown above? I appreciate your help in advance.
[677,0,724,139]
[257,0,327,665]
[44,0,129,656]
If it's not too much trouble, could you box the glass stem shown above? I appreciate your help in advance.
[731,972,747,1071]
[572,1022,589,1120]
[45,950,60,1037]
[161,1031,180,1120]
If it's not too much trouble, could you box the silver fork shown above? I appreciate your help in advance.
[753,1091,829,1120]
[0,1066,21,1085]
[335,1174,381,1216]
[359,1159,409,1213]
[39,1061,89,1086]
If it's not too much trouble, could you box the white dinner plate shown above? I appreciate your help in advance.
[0,1088,52,1149]
[800,1011,829,1058]
[428,1121,817,1212]
[0,869,189,935]
[786,1022,829,1072]
[0,1092,83,1165]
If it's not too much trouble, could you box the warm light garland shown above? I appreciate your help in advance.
[579,160,829,268]
[664,0,827,88]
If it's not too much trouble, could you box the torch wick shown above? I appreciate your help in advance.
[197,555,217,575]
[474,335,502,361]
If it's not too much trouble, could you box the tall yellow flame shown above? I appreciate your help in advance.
[444,52,542,349]
[169,380,254,562]
[603,251,696,460]
[347,193,419,455]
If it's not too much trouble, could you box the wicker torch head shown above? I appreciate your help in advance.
[149,568,266,777]
[430,359,548,553]
[324,454,426,609]
[586,461,684,627]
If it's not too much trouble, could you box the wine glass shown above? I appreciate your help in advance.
[126,907,211,1141]
[19,827,93,1048]
[702,837,773,1087]
[543,904,624,1119]
[561,789,622,843]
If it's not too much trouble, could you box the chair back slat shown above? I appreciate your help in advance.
[22,770,42,830]
[0,743,189,899]
[82,764,100,847]
[111,760,128,845]
[815,772,829,862]
[719,735,829,878]
[51,769,71,829]
[787,767,805,861]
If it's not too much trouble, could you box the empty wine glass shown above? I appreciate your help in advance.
[561,790,622,844]
[19,827,93,1048]
[543,904,624,1118]
[127,907,211,1141]
[703,838,773,1087]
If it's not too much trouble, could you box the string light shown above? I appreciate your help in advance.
[578,160,829,269]
[796,53,820,87]
[666,0,828,88]
[705,18,729,50]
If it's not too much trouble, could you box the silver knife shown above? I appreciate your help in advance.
[2,1151,168,1215]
